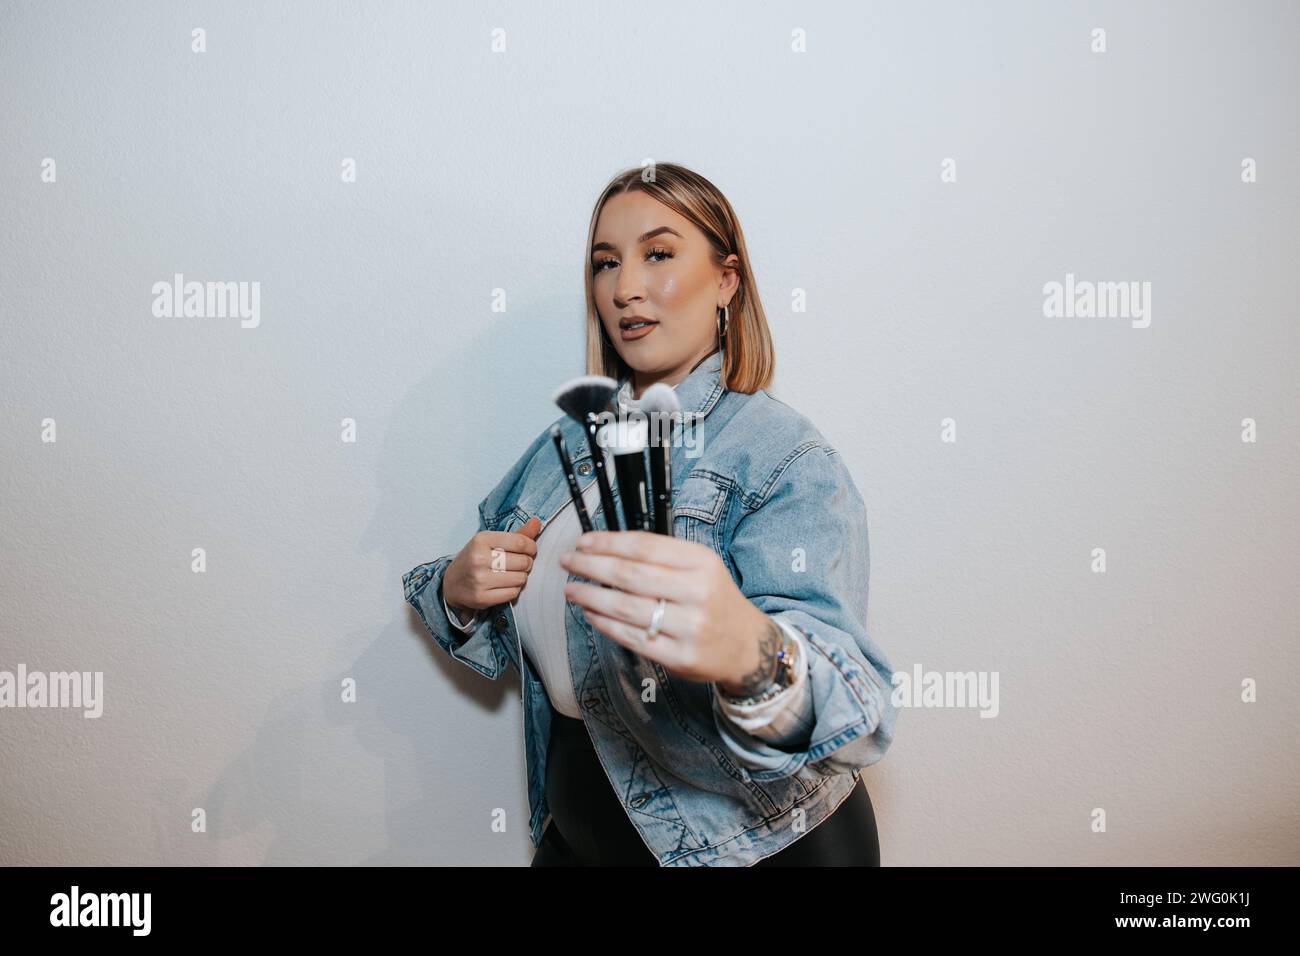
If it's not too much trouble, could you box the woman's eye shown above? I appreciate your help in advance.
[592,248,672,274]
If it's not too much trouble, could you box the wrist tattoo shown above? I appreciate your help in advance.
[732,618,786,697]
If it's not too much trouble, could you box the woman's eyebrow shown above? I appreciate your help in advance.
[591,226,684,254]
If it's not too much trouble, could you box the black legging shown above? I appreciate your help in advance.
[531,705,880,866]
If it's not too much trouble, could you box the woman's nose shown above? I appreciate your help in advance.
[615,269,646,304]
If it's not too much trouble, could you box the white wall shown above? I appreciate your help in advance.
[1,0,1296,865]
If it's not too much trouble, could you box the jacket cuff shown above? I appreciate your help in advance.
[713,623,813,747]
[403,556,506,681]
[710,614,895,781]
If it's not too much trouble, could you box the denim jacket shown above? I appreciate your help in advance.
[402,349,899,866]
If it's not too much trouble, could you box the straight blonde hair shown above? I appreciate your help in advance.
[582,163,775,394]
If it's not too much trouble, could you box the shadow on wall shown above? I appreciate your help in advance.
[157,297,583,865]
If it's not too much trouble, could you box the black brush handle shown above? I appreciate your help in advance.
[613,447,651,532]
[550,426,592,533]
[585,413,621,531]
[648,442,671,534]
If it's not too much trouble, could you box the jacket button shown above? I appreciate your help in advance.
[494,615,508,633]
[577,461,592,476]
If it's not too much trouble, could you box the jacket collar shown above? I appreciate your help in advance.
[615,348,727,422]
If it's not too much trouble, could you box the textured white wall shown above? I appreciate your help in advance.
[1,0,1297,866]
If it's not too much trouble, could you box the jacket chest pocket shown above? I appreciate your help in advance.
[672,473,729,551]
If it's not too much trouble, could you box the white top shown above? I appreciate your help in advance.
[512,478,602,719]
[443,373,816,745]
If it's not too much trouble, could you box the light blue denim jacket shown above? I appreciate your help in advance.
[402,350,898,866]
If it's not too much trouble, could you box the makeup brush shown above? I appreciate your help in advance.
[553,376,621,531]
[550,425,593,534]
[639,382,681,535]
[602,417,652,532]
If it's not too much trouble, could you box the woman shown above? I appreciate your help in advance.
[403,163,898,866]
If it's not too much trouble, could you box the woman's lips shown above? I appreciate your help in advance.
[620,321,658,342]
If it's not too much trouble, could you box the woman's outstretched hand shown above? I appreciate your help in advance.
[558,530,775,695]
[442,517,542,621]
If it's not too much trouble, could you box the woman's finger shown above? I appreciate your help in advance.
[482,549,533,573]
[565,581,686,641]
[475,570,528,590]
[481,528,539,558]
[578,605,686,670]
[574,530,703,569]
[560,550,698,602]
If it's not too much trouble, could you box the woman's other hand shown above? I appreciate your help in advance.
[442,517,542,620]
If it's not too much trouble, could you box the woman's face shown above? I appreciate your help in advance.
[590,190,739,393]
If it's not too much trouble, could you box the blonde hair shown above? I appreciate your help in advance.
[582,163,775,393]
